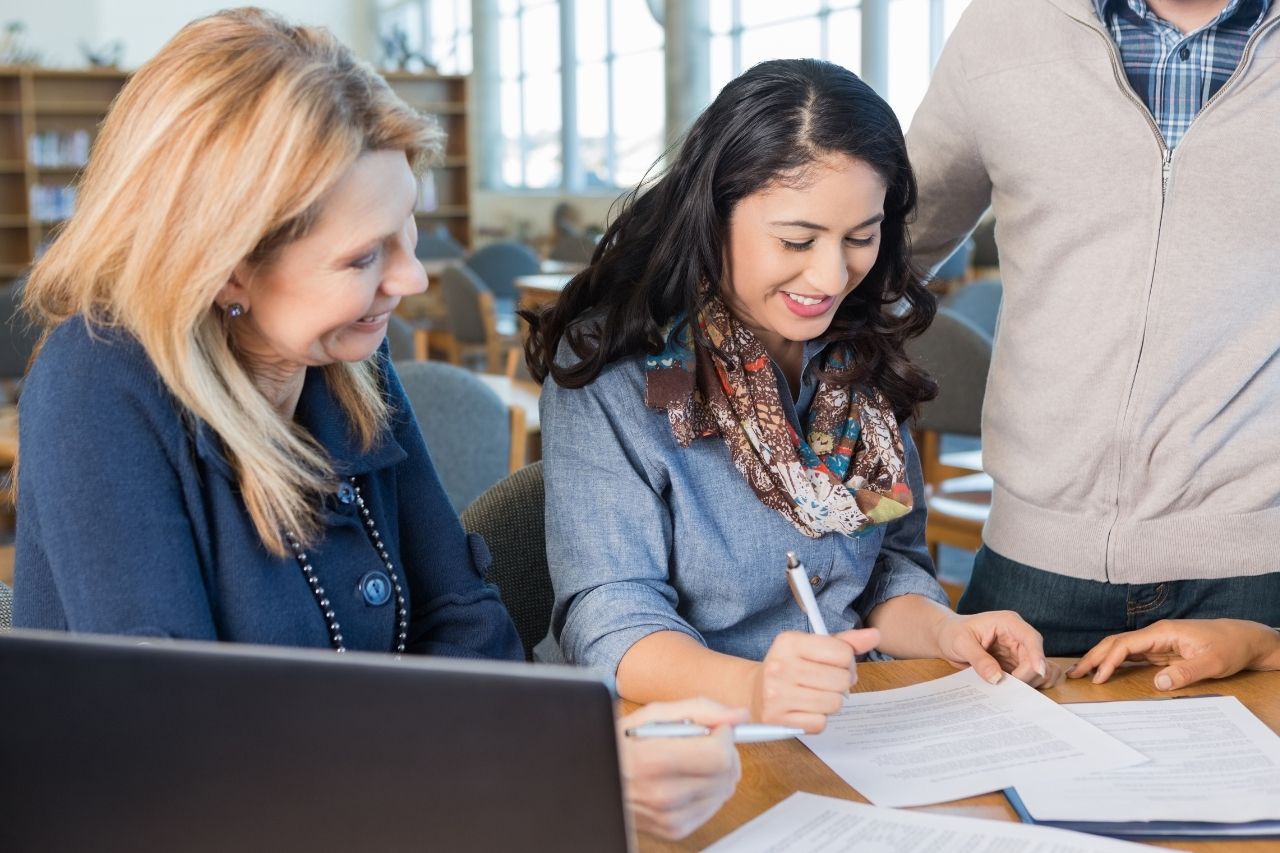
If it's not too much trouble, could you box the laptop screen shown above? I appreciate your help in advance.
[0,629,631,853]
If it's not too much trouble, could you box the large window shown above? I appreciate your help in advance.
[499,0,563,189]
[574,1,665,188]
[496,0,665,191]
[428,0,472,73]
[710,0,971,126]
[711,2,863,97]
[415,0,973,190]
[376,0,471,73]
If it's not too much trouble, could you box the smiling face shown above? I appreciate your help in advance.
[223,149,427,387]
[721,152,887,363]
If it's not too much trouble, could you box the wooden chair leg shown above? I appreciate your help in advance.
[507,404,527,474]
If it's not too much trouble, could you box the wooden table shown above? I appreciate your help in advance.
[515,273,574,312]
[638,660,1280,852]
[474,373,542,463]
[539,258,586,275]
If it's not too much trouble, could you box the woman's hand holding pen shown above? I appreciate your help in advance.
[932,610,1061,689]
[617,698,747,841]
[749,628,880,733]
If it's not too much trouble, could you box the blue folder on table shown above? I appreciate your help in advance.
[1004,787,1280,841]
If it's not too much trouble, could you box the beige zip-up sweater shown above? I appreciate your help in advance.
[907,0,1280,583]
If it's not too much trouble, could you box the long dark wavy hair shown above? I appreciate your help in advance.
[524,58,936,419]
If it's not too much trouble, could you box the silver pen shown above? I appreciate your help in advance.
[624,720,805,743]
[785,552,829,635]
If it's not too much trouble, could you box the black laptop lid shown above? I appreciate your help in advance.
[0,630,631,853]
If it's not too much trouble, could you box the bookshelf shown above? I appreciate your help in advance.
[382,71,472,249]
[0,67,127,283]
[0,68,473,284]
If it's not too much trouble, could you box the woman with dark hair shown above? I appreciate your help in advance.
[526,59,1057,733]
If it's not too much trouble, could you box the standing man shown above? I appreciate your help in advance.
[906,0,1280,655]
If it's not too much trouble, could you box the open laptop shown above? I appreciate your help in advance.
[0,629,631,853]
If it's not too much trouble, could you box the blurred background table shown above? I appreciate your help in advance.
[515,273,574,312]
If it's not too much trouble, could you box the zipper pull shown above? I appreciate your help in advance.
[1161,149,1172,197]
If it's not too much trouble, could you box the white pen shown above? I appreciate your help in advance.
[624,721,806,743]
[785,551,829,635]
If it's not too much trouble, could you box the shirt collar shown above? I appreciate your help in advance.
[1095,0,1269,31]
[802,337,832,368]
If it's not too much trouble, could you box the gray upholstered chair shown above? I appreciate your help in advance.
[385,314,417,363]
[906,307,994,596]
[414,228,466,261]
[930,237,975,295]
[0,280,39,401]
[394,360,526,512]
[942,278,1002,339]
[0,579,12,630]
[464,240,539,307]
[438,264,517,373]
[460,462,550,661]
[971,213,999,275]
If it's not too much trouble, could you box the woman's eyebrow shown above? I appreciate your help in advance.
[769,212,885,231]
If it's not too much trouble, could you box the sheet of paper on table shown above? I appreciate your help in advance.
[799,668,1146,807]
[702,792,1158,852]
[1010,695,1280,833]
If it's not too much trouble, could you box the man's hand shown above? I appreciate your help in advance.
[1070,619,1280,690]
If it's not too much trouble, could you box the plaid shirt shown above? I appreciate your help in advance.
[1095,0,1271,148]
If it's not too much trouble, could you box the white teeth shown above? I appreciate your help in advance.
[785,293,824,306]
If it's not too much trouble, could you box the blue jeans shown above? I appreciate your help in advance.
[957,546,1280,656]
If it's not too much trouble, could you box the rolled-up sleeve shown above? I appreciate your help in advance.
[541,365,704,675]
[854,426,950,620]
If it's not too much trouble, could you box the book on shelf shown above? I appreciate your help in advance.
[27,130,91,169]
[29,185,77,222]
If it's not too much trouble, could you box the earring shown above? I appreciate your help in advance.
[227,303,246,318]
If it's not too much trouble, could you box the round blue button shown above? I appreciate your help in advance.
[336,481,356,505]
[359,571,392,606]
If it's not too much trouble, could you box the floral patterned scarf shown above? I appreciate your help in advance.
[643,296,913,539]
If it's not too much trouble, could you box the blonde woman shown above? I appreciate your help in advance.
[15,8,515,658]
[10,10,740,841]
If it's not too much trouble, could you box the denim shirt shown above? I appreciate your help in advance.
[534,337,948,674]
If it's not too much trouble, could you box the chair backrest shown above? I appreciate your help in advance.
[942,278,1002,339]
[907,307,992,438]
[395,360,512,512]
[460,462,549,661]
[933,237,974,282]
[465,241,539,302]
[414,229,466,260]
[0,281,39,382]
[385,314,417,362]
[504,347,537,385]
[438,263,494,348]
[971,213,999,269]
[0,579,12,630]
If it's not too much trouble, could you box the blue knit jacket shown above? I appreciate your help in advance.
[13,317,523,661]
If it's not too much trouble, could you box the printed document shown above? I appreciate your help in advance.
[703,792,1159,852]
[1014,696,1280,823]
[799,668,1145,807]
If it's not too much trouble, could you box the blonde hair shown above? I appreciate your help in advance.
[24,7,443,554]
